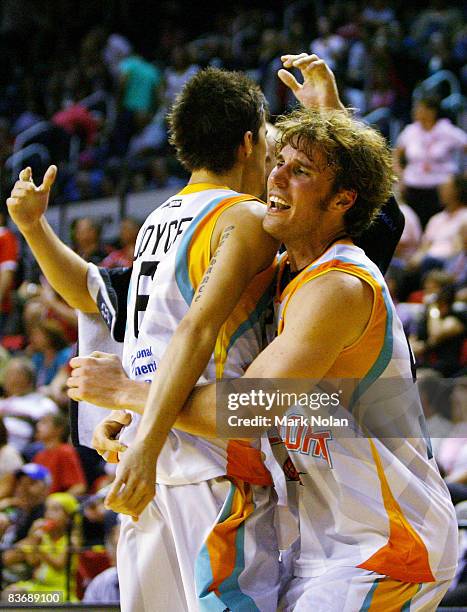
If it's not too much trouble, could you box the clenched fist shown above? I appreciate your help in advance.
[7,165,57,233]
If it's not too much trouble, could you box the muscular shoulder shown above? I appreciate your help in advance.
[213,199,278,266]
[286,271,374,347]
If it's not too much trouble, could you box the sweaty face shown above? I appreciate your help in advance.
[263,144,336,242]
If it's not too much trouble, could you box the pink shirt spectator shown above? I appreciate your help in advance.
[423,207,467,259]
[396,119,467,188]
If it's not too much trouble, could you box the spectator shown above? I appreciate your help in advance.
[0,416,23,498]
[392,197,423,266]
[32,414,86,495]
[71,217,107,264]
[0,207,19,336]
[28,320,72,387]
[111,44,162,157]
[445,220,467,296]
[0,358,58,453]
[5,492,81,600]
[83,518,120,603]
[394,97,467,228]
[101,217,141,269]
[411,285,465,376]
[0,464,51,585]
[410,173,467,273]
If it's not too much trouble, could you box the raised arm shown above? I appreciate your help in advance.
[7,166,97,312]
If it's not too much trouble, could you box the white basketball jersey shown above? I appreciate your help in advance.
[267,241,458,583]
[120,183,275,485]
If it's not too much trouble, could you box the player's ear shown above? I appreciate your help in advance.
[330,188,357,212]
[239,131,253,160]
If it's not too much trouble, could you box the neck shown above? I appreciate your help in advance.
[189,167,244,194]
[445,201,461,213]
[420,119,436,131]
[286,227,348,271]
[44,439,60,450]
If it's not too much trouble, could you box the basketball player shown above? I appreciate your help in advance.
[87,103,457,610]
[8,68,282,612]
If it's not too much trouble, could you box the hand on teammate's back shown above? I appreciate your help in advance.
[7,165,57,232]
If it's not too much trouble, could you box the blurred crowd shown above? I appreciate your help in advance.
[0,0,465,604]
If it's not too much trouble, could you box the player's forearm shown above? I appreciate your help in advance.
[134,319,218,454]
[21,217,97,312]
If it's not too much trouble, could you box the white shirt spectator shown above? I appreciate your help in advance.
[0,393,58,452]
[83,567,119,603]
[0,443,23,476]
[423,207,467,259]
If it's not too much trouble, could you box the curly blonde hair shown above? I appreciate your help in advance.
[275,108,395,237]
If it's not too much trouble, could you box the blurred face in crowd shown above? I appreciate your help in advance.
[29,327,49,352]
[35,415,60,444]
[413,102,437,128]
[15,475,49,507]
[439,175,462,210]
[3,361,34,397]
[74,218,99,248]
[120,219,140,247]
[44,499,69,531]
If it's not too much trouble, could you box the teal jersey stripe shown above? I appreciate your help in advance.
[175,194,236,306]
[298,254,393,413]
[225,280,275,357]
[359,577,381,612]
[195,482,259,611]
[401,583,422,611]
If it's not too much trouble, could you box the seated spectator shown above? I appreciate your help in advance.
[5,492,81,601]
[83,516,120,604]
[444,220,467,298]
[392,194,423,266]
[406,269,454,305]
[71,217,107,264]
[0,464,51,585]
[101,217,141,269]
[0,358,58,453]
[0,416,23,498]
[411,285,466,376]
[409,173,467,274]
[33,414,86,495]
[0,207,20,337]
[52,102,99,149]
[28,320,72,387]
[438,379,467,505]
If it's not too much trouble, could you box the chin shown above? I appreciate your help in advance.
[262,215,284,240]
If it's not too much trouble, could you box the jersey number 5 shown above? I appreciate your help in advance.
[134,261,159,338]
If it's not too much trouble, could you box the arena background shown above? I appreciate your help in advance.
[0,0,465,608]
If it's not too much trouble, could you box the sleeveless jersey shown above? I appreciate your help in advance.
[269,241,457,583]
[119,183,276,485]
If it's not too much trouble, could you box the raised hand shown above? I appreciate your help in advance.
[279,53,345,111]
[7,165,57,232]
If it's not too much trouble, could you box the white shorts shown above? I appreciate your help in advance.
[117,477,280,612]
[279,566,452,612]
